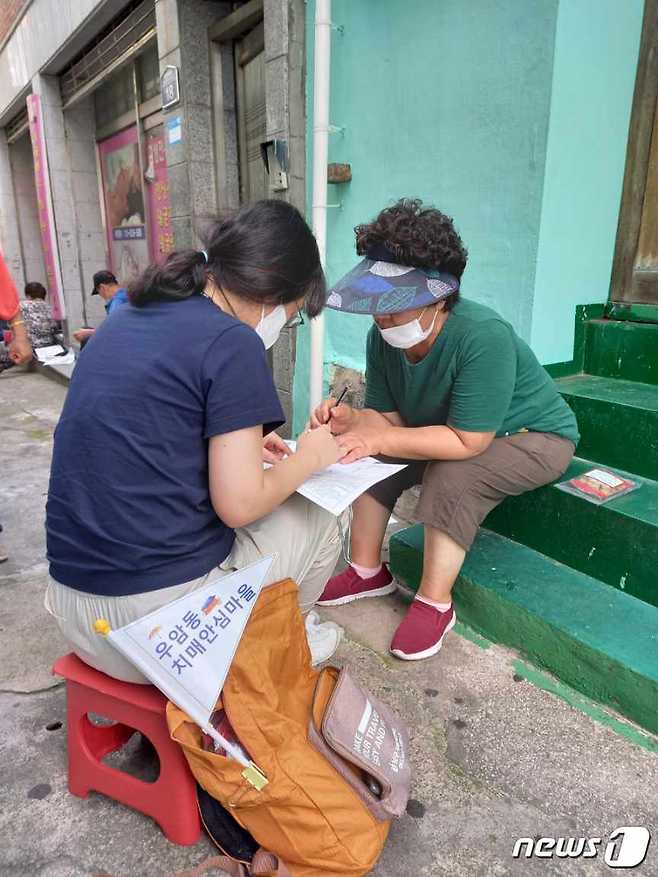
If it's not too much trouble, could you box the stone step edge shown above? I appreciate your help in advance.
[556,456,657,517]
[556,374,658,410]
[389,527,658,737]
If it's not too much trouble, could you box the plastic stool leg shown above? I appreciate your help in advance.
[80,714,135,760]
[62,677,200,844]
[137,713,201,845]
[64,683,133,797]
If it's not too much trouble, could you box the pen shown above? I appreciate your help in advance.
[335,386,349,407]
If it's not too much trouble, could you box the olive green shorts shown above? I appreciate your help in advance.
[369,432,575,550]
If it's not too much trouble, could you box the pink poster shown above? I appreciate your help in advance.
[144,127,174,262]
[26,95,65,320]
[98,126,149,284]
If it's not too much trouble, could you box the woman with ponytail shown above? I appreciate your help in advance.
[46,200,345,680]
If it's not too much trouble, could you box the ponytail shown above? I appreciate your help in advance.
[128,200,326,315]
[129,250,207,306]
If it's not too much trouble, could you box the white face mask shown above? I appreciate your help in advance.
[255,304,288,350]
[377,307,438,349]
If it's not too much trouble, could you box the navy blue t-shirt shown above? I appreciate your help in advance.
[46,295,284,596]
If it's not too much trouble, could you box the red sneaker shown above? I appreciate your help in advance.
[316,564,396,606]
[390,600,456,661]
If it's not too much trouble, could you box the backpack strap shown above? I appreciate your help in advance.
[251,849,292,876]
[173,850,292,877]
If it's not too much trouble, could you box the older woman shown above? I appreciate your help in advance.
[22,282,57,346]
[312,199,578,661]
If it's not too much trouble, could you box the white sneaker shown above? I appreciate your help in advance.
[305,612,343,665]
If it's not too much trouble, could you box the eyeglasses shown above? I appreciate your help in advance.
[284,309,305,330]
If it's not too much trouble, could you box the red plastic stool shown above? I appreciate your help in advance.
[53,653,201,845]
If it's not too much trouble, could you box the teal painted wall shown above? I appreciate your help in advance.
[293,0,643,433]
[530,0,643,364]
[293,0,559,433]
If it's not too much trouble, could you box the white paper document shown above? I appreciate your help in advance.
[34,344,75,365]
[270,441,407,516]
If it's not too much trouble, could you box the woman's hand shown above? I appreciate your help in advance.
[262,430,290,464]
[297,424,344,470]
[210,424,343,529]
[309,396,357,434]
[336,425,383,464]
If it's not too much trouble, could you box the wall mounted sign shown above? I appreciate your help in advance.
[161,65,180,109]
[165,115,182,145]
[145,127,174,261]
[26,94,66,320]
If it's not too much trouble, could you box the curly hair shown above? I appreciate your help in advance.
[355,198,467,309]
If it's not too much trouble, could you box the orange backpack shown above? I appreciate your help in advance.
[167,578,410,877]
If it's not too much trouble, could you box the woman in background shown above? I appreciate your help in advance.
[1,281,56,371]
[21,282,57,347]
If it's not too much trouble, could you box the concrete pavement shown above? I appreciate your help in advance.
[1,370,656,877]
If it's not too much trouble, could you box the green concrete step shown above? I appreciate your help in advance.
[484,457,658,607]
[584,318,658,386]
[389,526,658,736]
[556,374,658,480]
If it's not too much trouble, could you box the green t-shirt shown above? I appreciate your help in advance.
[364,298,579,444]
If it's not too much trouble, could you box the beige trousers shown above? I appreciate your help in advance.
[45,493,342,683]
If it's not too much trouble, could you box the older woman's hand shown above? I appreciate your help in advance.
[335,424,384,464]
[310,396,358,434]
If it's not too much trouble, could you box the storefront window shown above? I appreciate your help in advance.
[92,39,166,282]
[94,65,135,131]
[137,42,160,102]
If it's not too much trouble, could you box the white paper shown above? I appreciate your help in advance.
[35,345,75,365]
[585,468,625,488]
[106,557,272,735]
[268,441,406,516]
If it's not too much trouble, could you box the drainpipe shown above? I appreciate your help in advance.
[309,0,331,413]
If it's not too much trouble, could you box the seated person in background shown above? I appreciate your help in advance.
[45,200,344,683]
[0,280,51,371]
[22,282,57,348]
[311,198,579,662]
[73,270,128,345]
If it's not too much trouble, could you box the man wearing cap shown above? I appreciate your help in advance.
[311,199,579,661]
[73,271,129,345]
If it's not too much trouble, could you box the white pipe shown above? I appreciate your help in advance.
[309,0,332,413]
[204,725,250,768]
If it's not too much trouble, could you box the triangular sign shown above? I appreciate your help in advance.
[105,557,273,741]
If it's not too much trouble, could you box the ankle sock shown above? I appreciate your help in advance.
[351,562,383,580]
[415,594,452,612]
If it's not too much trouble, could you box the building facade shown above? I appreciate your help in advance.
[0,0,305,427]
[292,0,654,432]
[2,1,657,439]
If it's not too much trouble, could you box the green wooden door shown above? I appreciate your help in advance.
[611,0,658,307]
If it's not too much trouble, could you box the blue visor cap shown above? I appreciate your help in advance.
[326,247,459,315]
